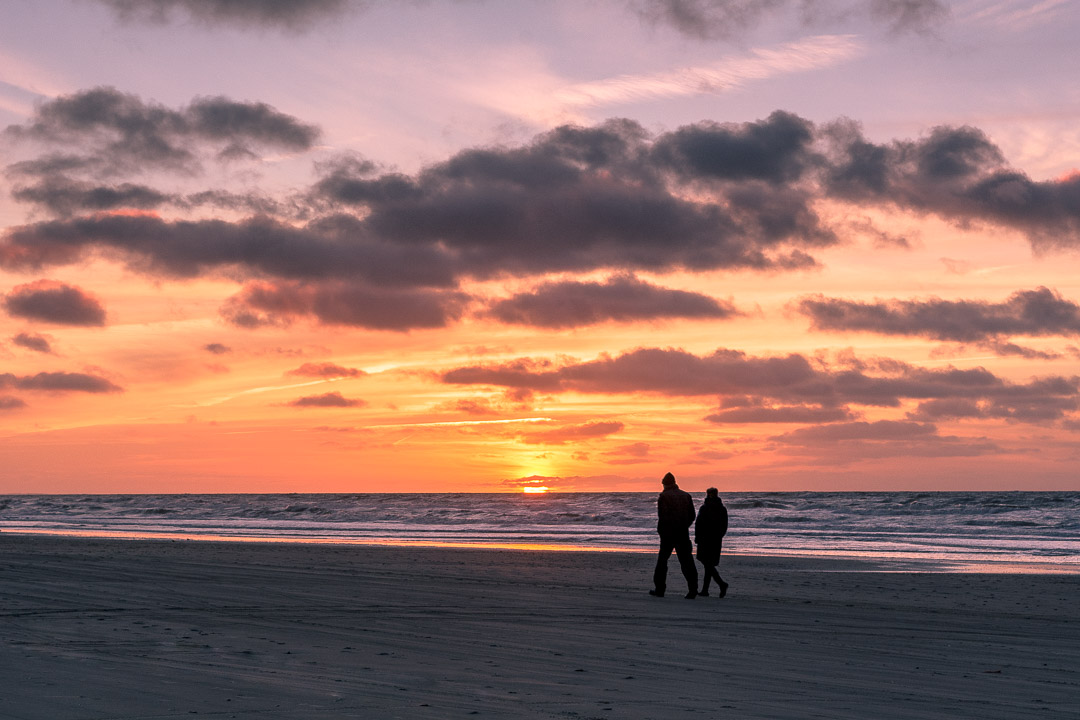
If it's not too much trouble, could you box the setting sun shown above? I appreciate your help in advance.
[522,487,549,494]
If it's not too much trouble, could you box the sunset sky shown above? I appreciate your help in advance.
[2,0,1079,493]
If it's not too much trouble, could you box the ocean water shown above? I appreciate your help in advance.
[1,492,1078,571]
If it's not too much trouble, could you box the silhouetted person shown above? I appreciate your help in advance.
[649,472,698,599]
[695,487,729,598]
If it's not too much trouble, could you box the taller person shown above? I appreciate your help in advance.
[649,472,699,599]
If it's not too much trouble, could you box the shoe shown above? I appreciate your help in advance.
[698,589,709,597]
[648,589,664,597]
[719,582,729,598]
[684,590,697,599]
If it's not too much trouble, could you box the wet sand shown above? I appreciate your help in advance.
[1,534,1077,718]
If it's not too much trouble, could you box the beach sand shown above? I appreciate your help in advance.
[1,534,1077,719]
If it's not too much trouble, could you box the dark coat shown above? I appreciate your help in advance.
[695,496,728,566]
[656,486,695,537]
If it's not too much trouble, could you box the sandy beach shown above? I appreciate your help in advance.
[1,534,1077,719]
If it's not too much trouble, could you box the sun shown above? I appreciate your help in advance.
[522,486,549,494]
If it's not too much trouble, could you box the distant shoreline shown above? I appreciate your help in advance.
[4,527,1078,574]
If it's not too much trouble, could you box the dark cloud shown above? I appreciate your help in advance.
[775,419,937,442]
[222,280,468,331]
[443,346,1080,423]
[441,398,499,416]
[287,391,365,407]
[602,441,652,465]
[0,371,122,393]
[3,280,106,326]
[96,0,350,29]
[797,287,1080,352]
[632,0,948,39]
[520,420,625,445]
[0,214,456,286]
[705,404,855,424]
[12,332,53,354]
[285,362,364,378]
[770,419,1001,458]
[6,174,297,219]
[907,394,1079,424]
[0,396,27,410]
[487,274,739,328]
[5,87,320,177]
[823,121,1080,249]
[203,343,231,354]
[312,116,833,277]
[652,111,814,185]
[8,108,1080,320]
[11,177,171,217]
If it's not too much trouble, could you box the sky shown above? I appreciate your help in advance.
[1,0,1079,493]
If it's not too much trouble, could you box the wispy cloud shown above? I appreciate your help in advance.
[366,417,553,429]
[960,0,1072,29]
[555,35,864,109]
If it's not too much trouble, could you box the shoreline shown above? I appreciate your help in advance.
[3,526,1078,574]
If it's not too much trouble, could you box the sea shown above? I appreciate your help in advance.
[1,491,1078,572]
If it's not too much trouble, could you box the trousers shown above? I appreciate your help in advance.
[653,532,698,593]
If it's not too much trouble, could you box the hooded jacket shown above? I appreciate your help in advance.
[694,496,728,565]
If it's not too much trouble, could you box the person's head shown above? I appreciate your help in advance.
[706,487,719,500]
[661,472,676,488]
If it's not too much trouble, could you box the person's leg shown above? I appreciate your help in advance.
[674,536,698,597]
[712,564,728,598]
[716,547,728,597]
[695,565,712,595]
[651,537,675,595]
[699,561,712,594]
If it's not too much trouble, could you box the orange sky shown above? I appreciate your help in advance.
[2,1,1080,492]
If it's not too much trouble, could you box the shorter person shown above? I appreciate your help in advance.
[695,487,729,598]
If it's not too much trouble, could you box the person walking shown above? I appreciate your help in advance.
[695,487,729,598]
[649,472,698,599]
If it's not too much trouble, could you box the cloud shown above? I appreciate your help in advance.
[520,420,625,445]
[95,0,350,29]
[11,176,172,217]
[222,280,469,332]
[555,35,863,110]
[602,441,652,464]
[3,280,106,326]
[7,107,1080,311]
[774,419,937,442]
[797,287,1080,353]
[0,396,28,410]
[9,176,301,218]
[822,121,1080,250]
[705,404,855,423]
[0,213,458,284]
[0,371,122,393]
[310,115,833,277]
[286,362,364,378]
[631,0,948,39]
[487,274,739,328]
[907,394,1078,423]
[443,346,1080,423]
[769,419,1001,459]
[287,391,366,407]
[11,331,53,353]
[438,398,500,416]
[203,342,231,354]
[5,87,320,177]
